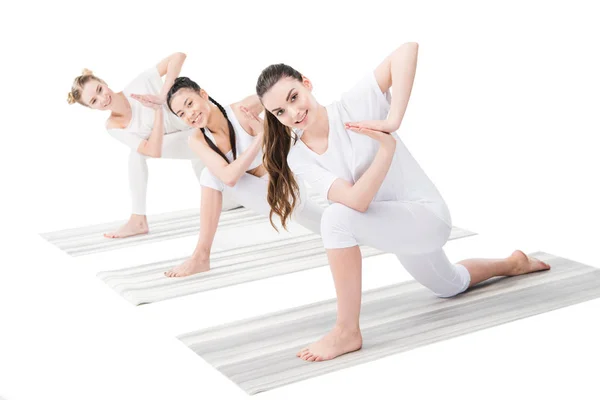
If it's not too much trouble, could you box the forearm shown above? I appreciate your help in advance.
[145,108,165,157]
[387,43,418,130]
[222,135,263,186]
[191,186,222,260]
[350,144,396,210]
[159,53,186,99]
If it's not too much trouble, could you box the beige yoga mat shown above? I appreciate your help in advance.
[179,251,600,395]
[40,196,329,257]
[98,226,477,305]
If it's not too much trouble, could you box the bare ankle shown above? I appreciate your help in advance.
[130,214,147,224]
[334,321,361,334]
[191,249,210,261]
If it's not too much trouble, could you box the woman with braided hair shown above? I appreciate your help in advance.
[67,52,240,240]
[162,77,324,277]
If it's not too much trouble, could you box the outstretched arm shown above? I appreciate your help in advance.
[348,42,419,133]
[156,52,187,100]
[131,52,187,107]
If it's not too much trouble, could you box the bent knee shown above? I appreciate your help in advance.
[320,203,359,248]
[321,203,356,228]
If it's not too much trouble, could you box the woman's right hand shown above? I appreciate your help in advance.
[240,106,264,137]
[131,93,163,110]
[346,124,396,150]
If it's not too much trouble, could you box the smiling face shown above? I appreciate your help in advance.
[260,76,318,130]
[79,79,115,110]
[169,88,212,128]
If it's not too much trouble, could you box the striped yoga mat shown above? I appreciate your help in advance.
[98,226,476,305]
[179,252,600,395]
[40,196,329,257]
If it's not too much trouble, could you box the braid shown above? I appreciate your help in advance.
[207,96,237,162]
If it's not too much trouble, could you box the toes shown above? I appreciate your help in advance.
[297,348,309,357]
[307,355,318,362]
[300,349,311,358]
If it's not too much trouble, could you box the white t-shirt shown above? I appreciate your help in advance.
[202,105,263,171]
[106,67,190,150]
[288,71,446,206]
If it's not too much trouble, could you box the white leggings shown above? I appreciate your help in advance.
[200,168,324,235]
[320,201,471,298]
[128,129,239,214]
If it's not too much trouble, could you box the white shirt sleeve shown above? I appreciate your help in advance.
[106,129,143,151]
[288,150,338,201]
[339,71,392,122]
[123,67,162,96]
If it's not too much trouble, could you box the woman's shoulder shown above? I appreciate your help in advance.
[106,115,126,130]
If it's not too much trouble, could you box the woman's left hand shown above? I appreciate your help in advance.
[345,118,399,134]
[241,106,264,137]
[131,93,165,110]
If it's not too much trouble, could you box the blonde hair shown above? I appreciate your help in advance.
[67,68,104,107]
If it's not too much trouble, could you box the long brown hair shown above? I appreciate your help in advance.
[256,64,304,231]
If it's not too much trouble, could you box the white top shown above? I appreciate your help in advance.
[287,71,446,205]
[202,105,263,171]
[106,67,190,150]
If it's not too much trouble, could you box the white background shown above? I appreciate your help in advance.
[1,0,599,399]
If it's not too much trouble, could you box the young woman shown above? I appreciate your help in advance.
[161,77,324,277]
[67,53,239,239]
[256,42,552,362]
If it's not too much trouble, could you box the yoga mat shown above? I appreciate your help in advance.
[98,226,476,305]
[179,252,600,395]
[40,196,328,257]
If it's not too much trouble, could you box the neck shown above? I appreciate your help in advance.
[303,104,328,138]
[109,92,131,118]
[205,104,228,135]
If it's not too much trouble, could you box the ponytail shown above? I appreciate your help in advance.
[262,112,300,231]
[256,63,305,231]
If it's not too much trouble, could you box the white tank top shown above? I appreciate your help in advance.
[202,105,263,170]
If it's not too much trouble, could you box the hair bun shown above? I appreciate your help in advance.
[81,68,93,76]
[67,92,76,104]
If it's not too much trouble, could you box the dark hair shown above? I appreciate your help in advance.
[256,64,304,231]
[167,77,236,163]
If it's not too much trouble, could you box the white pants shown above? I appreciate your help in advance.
[320,201,471,298]
[128,129,239,214]
[200,169,324,235]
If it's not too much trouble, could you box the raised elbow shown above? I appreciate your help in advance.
[356,203,369,213]
[175,52,187,60]
[223,176,237,188]
[349,199,369,213]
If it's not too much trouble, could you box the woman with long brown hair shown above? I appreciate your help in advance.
[256,42,551,362]
[161,77,324,277]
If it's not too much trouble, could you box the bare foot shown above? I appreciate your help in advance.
[297,325,363,362]
[103,215,149,239]
[164,257,210,278]
[507,250,551,276]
